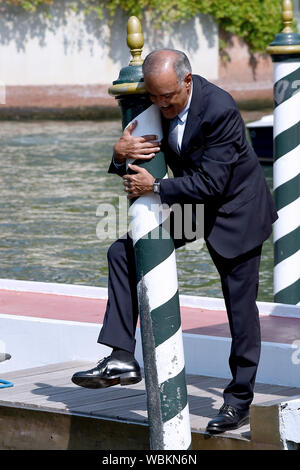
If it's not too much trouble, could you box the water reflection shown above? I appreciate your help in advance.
[0,121,274,301]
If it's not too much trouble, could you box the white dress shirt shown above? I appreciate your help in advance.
[174,83,193,153]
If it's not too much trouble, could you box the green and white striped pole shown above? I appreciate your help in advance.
[109,17,192,450]
[267,0,300,305]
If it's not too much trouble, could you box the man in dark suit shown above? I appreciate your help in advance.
[72,49,278,433]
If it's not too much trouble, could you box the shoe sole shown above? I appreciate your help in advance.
[72,372,142,389]
[206,415,249,434]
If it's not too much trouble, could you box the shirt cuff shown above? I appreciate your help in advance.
[113,155,126,169]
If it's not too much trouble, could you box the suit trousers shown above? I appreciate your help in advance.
[98,234,262,411]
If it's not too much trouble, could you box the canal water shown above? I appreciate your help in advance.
[0,120,274,302]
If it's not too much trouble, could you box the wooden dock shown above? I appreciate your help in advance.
[1,360,300,450]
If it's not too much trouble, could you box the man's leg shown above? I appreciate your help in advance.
[73,209,187,389]
[72,234,141,388]
[98,234,139,354]
[206,243,262,431]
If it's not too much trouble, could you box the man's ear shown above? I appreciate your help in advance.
[184,73,192,90]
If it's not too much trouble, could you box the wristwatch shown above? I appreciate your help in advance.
[153,178,161,194]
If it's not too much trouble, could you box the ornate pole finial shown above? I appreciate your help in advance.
[127,16,144,66]
[282,0,294,33]
[266,0,300,54]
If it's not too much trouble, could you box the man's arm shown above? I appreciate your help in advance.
[122,107,244,200]
[108,121,161,178]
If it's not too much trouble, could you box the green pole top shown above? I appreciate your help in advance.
[108,16,146,96]
[267,0,300,56]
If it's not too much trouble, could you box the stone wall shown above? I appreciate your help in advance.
[0,1,218,87]
[1,0,291,113]
[216,34,274,107]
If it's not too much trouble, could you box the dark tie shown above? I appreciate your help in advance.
[168,116,180,155]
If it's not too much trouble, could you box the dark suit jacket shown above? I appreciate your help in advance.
[109,74,278,258]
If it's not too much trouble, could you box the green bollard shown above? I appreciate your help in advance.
[267,0,300,305]
[109,16,192,450]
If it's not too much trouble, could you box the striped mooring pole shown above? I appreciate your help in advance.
[109,17,192,449]
[267,0,300,305]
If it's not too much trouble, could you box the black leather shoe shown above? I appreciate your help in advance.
[206,404,249,434]
[71,356,142,389]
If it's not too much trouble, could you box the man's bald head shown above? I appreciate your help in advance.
[142,49,192,85]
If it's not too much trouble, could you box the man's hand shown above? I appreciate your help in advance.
[114,121,160,164]
[123,164,155,199]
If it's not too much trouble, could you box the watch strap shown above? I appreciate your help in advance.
[153,178,161,194]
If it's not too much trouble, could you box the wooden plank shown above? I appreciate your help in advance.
[255,383,299,394]
[0,385,146,414]
[0,373,77,391]
[0,380,146,416]
[189,418,212,431]
[63,392,145,409]
[187,379,300,402]
[71,393,147,414]
[1,363,147,400]
[31,389,145,412]
[89,404,148,424]
[93,410,148,424]
[1,361,300,440]
[0,375,146,404]
[3,367,300,408]
[252,389,300,404]
[0,361,93,380]
[189,402,221,417]
[0,371,80,393]
[187,374,229,387]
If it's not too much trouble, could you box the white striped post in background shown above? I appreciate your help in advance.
[109,17,192,450]
[267,0,300,305]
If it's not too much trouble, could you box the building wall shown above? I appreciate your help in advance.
[294,0,300,27]
[0,1,219,87]
[215,3,300,104]
[2,1,297,110]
